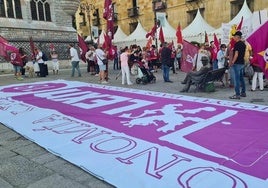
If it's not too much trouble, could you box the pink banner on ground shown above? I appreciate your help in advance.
[0,80,268,188]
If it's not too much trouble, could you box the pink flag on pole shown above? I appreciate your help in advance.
[77,34,89,63]
[247,21,268,79]
[181,40,199,72]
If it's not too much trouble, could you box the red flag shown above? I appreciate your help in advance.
[0,38,22,65]
[146,25,157,39]
[146,36,153,49]
[103,0,111,20]
[204,31,209,44]
[247,21,268,79]
[214,33,220,52]
[236,16,243,31]
[181,40,199,72]
[176,23,183,44]
[77,34,89,63]
[159,26,165,44]
[29,37,35,59]
[103,0,113,49]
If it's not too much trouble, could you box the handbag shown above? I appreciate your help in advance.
[102,59,108,65]
[96,54,108,65]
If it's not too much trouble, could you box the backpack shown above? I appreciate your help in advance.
[42,52,48,61]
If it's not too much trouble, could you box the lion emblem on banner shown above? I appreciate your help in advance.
[120,104,215,133]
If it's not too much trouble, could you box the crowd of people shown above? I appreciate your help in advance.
[10,33,267,99]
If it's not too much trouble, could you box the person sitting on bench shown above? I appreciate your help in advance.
[180,56,211,92]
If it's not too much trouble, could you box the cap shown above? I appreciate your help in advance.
[233,31,242,37]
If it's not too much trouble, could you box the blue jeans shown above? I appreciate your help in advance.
[162,64,170,82]
[229,66,235,86]
[71,61,81,77]
[212,59,218,70]
[233,64,245,96]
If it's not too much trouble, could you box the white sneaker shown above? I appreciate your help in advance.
[101,81,109,84]
[128,83,133,85]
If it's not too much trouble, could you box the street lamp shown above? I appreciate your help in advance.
[79,0,96,42]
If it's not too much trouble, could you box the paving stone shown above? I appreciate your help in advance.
[27,174,88,188]
[0,155,53,187]
[0,177,13,188]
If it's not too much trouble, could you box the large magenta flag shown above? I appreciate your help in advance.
[0,36,22,65]
[77,34,89,63]
[181,40,199,72]
[247,21,268,78]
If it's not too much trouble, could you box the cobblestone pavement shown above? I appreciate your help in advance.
[0,62,267,188]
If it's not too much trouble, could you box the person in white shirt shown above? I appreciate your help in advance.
[95,45,108,84]
[68,44,81,77]
[34,47,46,77]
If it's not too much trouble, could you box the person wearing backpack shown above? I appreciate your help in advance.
[34,47,46,77]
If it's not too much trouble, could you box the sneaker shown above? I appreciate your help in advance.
[229,95,240,99]
[240,93,246,97]
[128,83,133,85]
[95,74,99,76]
[16,77,24,80]
[101,81,109,84]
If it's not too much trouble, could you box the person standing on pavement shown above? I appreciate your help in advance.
[68,44,81,77]
[229,31,246,99]
[95,44,108,84]
[120,46,133,85]
[250,49,264,91]
[50,50,59,75]
[161,42,173,83]
[34,47,46,77]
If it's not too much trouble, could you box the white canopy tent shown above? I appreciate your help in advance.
[182,9,215,43]
[209,0,254,44]
[115,22,148,47]
[113,26,128,43]
[156,12,176,41]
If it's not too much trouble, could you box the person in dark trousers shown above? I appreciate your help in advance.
[161,42,173,83]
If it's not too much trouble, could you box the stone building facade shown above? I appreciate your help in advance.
[77,0,268,38]
[0,0,80,62]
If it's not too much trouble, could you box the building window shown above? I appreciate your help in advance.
[186,8,204,25]
[30,0,51,21]
[129,22,138,34]
[0,0,22,19]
